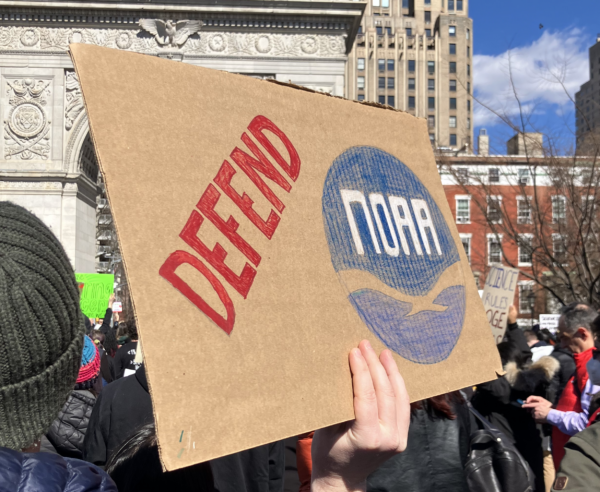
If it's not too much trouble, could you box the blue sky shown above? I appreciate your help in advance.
[471,0,600,154]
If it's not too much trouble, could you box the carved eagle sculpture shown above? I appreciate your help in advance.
[138,19,203,47]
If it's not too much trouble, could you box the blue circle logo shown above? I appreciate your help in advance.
[322,147,466,364]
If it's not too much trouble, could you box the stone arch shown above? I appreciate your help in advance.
[64,112,98,182]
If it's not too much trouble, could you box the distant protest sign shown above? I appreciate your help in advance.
[75,273,114,318]
[482,266,520,344]
[71,44,503,470]
[540,314,560,333]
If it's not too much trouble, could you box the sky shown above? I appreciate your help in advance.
[470,0,600,154]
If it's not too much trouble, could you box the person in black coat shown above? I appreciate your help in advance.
[472,307,559,492]
[367,392,473,492]
[46,335,102,459]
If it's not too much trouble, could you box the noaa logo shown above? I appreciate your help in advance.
[322,147,466,364]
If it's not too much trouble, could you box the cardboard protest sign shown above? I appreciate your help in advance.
[75,273,114,318]
[482,266,520,344]
[540,314,560,333]
[70,44,502,470]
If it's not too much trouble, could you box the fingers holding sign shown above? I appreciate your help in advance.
[311,340,410,492]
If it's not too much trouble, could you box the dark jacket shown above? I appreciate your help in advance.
[46,390,96,459]
[472,355,559,492]
[0,446,117,492]
[367,397,473,492]
[83,364,154,466]
[550,346,576,405]
[113,341,140,379]
[552,421,600,491]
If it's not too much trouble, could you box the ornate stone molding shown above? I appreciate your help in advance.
[0,180,62,190]
[65,70,83,131]
[0,26,347,57]
[3,77,52,160]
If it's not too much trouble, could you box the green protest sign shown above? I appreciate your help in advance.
[75,273,114,318]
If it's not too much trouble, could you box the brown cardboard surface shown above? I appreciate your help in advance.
[70,44,503,471]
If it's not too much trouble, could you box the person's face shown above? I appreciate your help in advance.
[557,317,594,353]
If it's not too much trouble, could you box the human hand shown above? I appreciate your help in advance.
[108,293,115,308]
[522,396,553,423]
[508,305,518,325]
[311,340,410,492]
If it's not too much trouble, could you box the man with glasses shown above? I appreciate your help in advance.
[524,303,600,470]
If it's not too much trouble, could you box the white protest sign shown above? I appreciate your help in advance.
[539,314,560,333]
[482,265,520,344]
[112,302,123,313]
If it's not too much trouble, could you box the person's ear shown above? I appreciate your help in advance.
[577,327,590,340]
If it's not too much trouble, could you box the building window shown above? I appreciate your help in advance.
[518,234,533,266]
[357,76,365,89]
[467,64,471,76]
[450,98,457,110]
[488,168,500,183]
[408,96,415,109]
[460,234,471,263]
[517,196,532,224]
[406,27,412,36]
[382,0,390,7]
[449,116,457,128]
[358,25,363,34]
[487,196,502,223]
[457,0,463,10]
[467,82,471,93]
[467,99,471,111]
[386,27,392,36]
[424,11,431,24]
[388,77,395,89]
[449,61,457,73]
[425,29,432,38]
[387,59,394,71]
[450,133,457,146]
[408,60,415,72]
[428,61,435,74]
[449,26,456,37]
[450,80,457,92]
[467,46,471,57]
[488,235,503,265]
[358,94,365,101]
[552,196,566,223]
[456,196,470,223]
[428,79,435,91]
[429,133,435,143]
[378,95,386,104]
[519,283,534,313]
[357,58,365,71]
[553,234,566,264]
[428,115,435,127]
[408,77,416,90]
[466,28,470,40]
[387,95,395,107]
[450,43,456,55]
[448,0,455,9]
[455,167,468,183]
[378,59,385,72]
[378,77,385,89]
[467,117,471,129]
[518,168,530,185]
[428,97,435,110]
[402,0,409,8]
[372,0,380,5]
[376,26,383,35]
[425,0,431,4]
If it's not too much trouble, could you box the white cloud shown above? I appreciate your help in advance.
[473,29,590,129]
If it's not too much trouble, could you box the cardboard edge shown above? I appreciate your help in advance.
[69,43,164,468]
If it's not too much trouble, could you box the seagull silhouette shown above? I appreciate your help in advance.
[539,24,544,29]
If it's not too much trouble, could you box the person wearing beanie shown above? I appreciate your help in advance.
[0,201,116,491]
[46,335,102,459]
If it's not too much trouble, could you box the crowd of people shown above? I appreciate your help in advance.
[2,200,600,492]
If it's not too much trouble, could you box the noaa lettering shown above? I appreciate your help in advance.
[341,189,442,257]
[322,146,465,364]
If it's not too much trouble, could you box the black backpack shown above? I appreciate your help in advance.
[465,406,535,492]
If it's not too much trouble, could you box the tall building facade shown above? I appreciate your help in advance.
[346,0,473,150]
[575,36,600,149]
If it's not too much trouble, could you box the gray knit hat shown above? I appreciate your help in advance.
[0,201,84,450]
